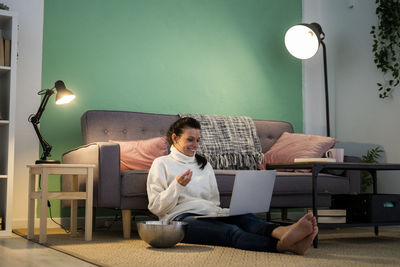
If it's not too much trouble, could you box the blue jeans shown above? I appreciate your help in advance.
[174,213,280,252]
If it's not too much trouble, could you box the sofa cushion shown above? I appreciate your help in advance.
[120,169,350,209]
[273,172,349,195]
[110,136,168,171]
[264,132,336,165]
[215,170,349,195]
[121,169,349,197]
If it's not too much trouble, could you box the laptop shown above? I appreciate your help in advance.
[194,170,276,219]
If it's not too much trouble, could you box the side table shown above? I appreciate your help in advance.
[27,164,95,244]
[266,162,400,248]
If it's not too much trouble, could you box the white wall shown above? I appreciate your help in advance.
[2,0,43,228]
[302,0,327,136]
[303,0,400,193]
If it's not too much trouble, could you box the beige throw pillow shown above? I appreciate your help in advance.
[264,132,337,165]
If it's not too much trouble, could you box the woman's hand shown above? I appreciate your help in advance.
[176,169,192,186]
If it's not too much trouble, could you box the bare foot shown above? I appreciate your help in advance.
[278,213,314,245]
[311,215,317,227]
[284,224,319,255]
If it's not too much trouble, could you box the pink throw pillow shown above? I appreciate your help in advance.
[110,137,168,171]
[264,132,336,165]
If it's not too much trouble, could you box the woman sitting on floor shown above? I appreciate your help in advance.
[146,117,318,254]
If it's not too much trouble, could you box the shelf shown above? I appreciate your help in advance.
[318,222,400,228]
[0,9,13,19]
[0,66,10,72]
[0,9,16,237]
[271,219,400,228]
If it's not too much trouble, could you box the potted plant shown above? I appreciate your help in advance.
[370,0,400,99]
[0,3,9,10]
[361,146,384,193]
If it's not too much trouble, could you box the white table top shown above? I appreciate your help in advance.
[27,163,96,168]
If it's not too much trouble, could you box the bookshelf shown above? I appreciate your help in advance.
[0,10,17,236]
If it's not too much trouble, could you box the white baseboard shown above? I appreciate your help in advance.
[0,230,12,236]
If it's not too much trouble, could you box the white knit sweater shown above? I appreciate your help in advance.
[147,146,226,222]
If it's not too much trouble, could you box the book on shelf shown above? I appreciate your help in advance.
[4,39,10,66]
[307,209,346,223]
[317,216,346,224]
[294,158,336,163]
[308,209,347,216]
[0,37,4,66]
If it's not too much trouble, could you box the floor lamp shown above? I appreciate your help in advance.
[284,23,330,137]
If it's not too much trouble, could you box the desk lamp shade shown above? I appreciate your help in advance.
[55,80,75,104]
[29,80,76,164]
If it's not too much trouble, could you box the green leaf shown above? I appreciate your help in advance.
[372,0,400,98]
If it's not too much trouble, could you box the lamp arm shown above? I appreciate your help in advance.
[321,41,330,137]
[32,121,52,160]
[29,89,55,160]
[31,89,54,123]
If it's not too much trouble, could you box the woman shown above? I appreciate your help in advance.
[147,117,318,254]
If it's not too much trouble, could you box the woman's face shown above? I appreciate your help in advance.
[172,127,200,157]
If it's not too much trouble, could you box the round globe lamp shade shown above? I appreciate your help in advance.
[285,24,320,59]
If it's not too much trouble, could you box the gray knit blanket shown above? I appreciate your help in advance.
[179,114,263,170]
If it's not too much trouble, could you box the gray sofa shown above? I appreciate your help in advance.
[62,110,361,238]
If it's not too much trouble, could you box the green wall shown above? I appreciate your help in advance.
[41,0,302,217]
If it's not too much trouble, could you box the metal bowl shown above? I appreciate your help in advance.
[136,221,188,248]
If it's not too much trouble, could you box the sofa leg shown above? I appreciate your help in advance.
[281,208,288,221]
[92,207,96,230]
[122,209,132,239]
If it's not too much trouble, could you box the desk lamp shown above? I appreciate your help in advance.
[29,80,75,164]
[284,23,330,137]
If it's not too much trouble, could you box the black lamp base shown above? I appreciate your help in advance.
[35,159,61,164]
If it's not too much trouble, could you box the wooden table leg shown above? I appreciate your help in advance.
[70,174,78,236]
[27,172,36,240]
[39,169,49,244]
[122,209,132,239]
[85,167,93,241]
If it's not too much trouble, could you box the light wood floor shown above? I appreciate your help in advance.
[0,234,95,267]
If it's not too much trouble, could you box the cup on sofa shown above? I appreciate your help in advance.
[325,148,344,162]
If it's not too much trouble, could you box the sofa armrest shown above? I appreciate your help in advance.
[343,155,362,194]
[62,142,121,208]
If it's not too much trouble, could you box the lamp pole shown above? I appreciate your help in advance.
[321,41,330,137]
